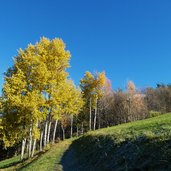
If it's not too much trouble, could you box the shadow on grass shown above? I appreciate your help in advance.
[16,150,50,171]
[60,139,79,171]
[60,135,171,171]
[0,150,49,170]
[60,135,116,171]
[0,158,27,170]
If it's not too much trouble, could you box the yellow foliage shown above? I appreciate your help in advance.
[2,37,72,146]
[80,71,107,109]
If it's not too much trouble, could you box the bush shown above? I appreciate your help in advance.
[149,111,161,118]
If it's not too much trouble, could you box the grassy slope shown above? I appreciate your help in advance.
[0,139,73,171]
[1,113,171,171]
[69,113,171,171]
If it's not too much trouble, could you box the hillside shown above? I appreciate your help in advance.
[63,113,171,171]
[1,113,171,171]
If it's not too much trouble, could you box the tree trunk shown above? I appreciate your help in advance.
[26,141,29,154]
[52,120,58,144]
[89,97,92,130]
[47,121,52,144]
[28,126,32,158]
[44,121,48,147]
[31,121,38,157]
[76,125,79,137]
[81,122,84,135]
[31,139,37,158]
[98,109,101,129]
[40,131,43,151]
[93,99,98,131]
[76,115,79,137]
[93,108,97,131]
[70,116,73,138]
[20,138,26,160]
[61,124,65,140]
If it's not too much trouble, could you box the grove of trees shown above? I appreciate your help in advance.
[0,37,171,161]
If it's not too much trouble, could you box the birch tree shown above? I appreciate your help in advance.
[1,37,71,159]
[80,71,106,131]
[80,72,94,130]
[59,80,84,138]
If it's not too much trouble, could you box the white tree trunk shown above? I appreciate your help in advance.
[52,120,58,144]
[61,124,65,140]
[89,98,92,130]
[81,122,84,135]
[93,99,98,131]
[40,131,43,151]
[26,141,29,154]
[76,115,78,137]
[20,138,26,160]
[28,126,32,158]
[31,139,37,158]
[98,109,101,129]
[44,121,48,147]
[47,121,52,144]
[31,121,38,157]
[70,116,73,138]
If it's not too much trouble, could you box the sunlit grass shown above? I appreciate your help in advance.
[0,139,73,171]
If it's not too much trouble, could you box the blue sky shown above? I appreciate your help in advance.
[0,0,171,91]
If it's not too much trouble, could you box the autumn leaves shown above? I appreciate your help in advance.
[1,38,84,160]
[0,37,108,161]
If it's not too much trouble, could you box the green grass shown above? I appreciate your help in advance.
[0,156,20,170]
[69,113,171,171]
[1,113,171,171]
[0,139,73,171]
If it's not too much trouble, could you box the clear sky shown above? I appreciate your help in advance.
[0,0,171,91]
